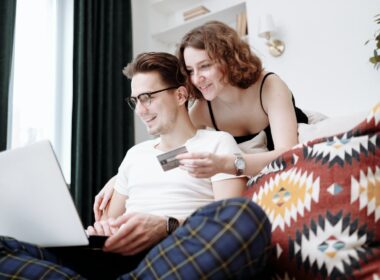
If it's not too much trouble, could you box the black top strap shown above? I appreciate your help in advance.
[208,72,275,130]
[207,100,219,131]
[259,72,275,116]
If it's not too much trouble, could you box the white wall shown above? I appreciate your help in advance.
[246,0,380,117]
[131,0,152,143]
[131,0,380,143]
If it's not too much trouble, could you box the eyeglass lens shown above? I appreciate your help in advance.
[127,93,151,110]
[125,86,179,110]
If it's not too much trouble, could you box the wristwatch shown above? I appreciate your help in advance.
[234,153,245,176]
[166,216,180,234]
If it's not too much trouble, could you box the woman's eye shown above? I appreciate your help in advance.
[201,64,210,69]
[186,69,194,75]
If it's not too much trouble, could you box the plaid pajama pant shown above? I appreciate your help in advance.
[0,197,271,280]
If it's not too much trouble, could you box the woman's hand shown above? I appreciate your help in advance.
[176,152,232,178]
[93,176,116,221]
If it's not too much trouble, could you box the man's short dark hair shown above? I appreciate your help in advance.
[123,52,186,88]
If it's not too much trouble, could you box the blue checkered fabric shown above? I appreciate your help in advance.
[0,236,84,279]
[121,197,272,280]
[0,198,271,279]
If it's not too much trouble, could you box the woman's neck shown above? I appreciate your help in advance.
[215,85,250,106]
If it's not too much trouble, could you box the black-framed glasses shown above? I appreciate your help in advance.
[125,86,179,110]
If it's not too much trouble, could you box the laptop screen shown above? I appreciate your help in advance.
[0,140,89,247]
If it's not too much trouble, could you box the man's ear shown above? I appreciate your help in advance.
[176,86,188,106]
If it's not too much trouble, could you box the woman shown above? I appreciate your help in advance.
[94,21,308,216]
[175,20,308,178]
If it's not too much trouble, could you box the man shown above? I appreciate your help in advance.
[0,52,271,279]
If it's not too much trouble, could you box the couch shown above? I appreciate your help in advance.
[243,102,380,279]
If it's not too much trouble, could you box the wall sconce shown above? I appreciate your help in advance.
[258,14,285,57]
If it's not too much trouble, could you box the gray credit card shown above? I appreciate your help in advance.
[157,146,188,171]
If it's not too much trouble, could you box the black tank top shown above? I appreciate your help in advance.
[207,72,308,151]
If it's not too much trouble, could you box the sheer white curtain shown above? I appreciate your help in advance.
[9,0,73,181]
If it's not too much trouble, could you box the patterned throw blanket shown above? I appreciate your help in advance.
[245,102,380,279]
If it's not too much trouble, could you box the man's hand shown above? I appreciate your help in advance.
[93,176,116,221]
[103,212,167,256]
[86,218,117,236]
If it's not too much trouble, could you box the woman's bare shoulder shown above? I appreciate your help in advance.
[261,71,292,100]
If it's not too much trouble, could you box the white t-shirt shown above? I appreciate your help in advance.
[114,129,242,219]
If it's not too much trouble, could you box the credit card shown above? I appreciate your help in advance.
[157,146,188,171]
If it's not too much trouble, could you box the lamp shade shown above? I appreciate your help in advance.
[258,14,276,38]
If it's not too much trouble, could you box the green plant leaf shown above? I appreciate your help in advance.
[367,14,380,70]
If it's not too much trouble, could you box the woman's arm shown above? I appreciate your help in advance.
[178,150,287,178]
[212,177,247,200]
[261,74,299,150]
[87,188,127,236]
[100,190,127,220]
[93,176,116,221]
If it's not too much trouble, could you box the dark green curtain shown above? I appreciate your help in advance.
[0,0,17,151]
[72,0,134,226]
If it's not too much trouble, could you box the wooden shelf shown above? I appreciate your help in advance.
[152,0,202,14]
[152,1,246,45]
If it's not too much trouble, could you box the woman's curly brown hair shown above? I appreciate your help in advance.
[177,21,263,99]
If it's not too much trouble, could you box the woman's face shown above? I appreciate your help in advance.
[183,47,226,101]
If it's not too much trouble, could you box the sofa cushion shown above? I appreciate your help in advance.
[298,110,367,143]
[244,103,380,279]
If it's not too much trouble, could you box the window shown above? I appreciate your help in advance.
[9,0,73,182]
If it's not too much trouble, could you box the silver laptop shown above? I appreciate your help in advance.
[0,140,106,248]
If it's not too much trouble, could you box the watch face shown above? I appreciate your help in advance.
[234,154,245,176]
[236,159,245,169]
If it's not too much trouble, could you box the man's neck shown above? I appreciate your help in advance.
[156,120,197,152]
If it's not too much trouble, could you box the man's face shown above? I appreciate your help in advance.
[131,72,179,136]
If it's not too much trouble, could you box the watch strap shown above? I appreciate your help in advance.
[166,216,179,234]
